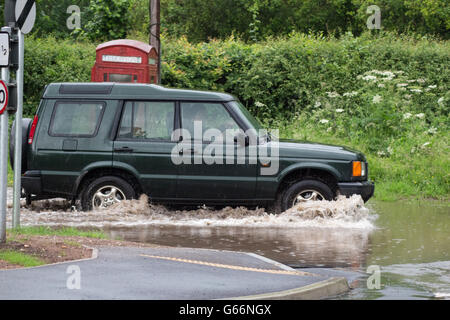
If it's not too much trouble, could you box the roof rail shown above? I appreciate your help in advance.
[59,83,114,95]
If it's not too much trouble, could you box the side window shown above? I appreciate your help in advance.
[50,101,105,137]
[118,101,175,141]
[180,102,240,141]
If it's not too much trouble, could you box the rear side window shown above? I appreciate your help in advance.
[118,101,175,141]
[49,101,105,137]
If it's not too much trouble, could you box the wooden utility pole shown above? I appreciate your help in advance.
[149,0,161,84]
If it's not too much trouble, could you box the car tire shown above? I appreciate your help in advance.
[278,179,335,213]
[81,176,137,211]
[9,118,32,173]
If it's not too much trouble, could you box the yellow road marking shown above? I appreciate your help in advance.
[140,254,315,276]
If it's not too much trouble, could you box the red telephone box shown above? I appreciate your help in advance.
[91,39,159,84]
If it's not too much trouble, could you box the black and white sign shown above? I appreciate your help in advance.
[0,81,9,115]
[0,33,10,67]
[102,55,142,64]
[15,0,36,34]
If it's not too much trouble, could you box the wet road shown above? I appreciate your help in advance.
[5,189,450,299]
[0,247,350,300]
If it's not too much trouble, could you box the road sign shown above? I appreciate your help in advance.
[0,81,8,115]
[0,33,10,67]
[15,0,36,34]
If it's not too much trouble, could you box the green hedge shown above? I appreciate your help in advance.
[22,33,449,199]
[24,33,449,138]
[24,38,96,115]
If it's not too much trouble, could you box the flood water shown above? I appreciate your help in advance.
[102,200,450,299]
[9,190,450,300]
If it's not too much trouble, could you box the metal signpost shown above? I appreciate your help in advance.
[0,77,9,243]
[13,0,35,229]
[0,0,35,243]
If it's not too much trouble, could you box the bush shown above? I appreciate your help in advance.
[24,37,95,115]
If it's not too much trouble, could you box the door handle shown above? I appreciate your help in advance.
[114,147,134,153]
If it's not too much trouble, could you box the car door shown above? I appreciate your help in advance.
[176,101,257,201]
[34,99,114,196]
[113,100,178,200]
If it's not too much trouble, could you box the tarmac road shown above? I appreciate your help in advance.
[0,247,351,300]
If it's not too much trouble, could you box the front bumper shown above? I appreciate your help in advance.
[338,181,375,202]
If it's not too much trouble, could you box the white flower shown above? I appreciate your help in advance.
[427,127,438,135]
[407,80,416,83]
[403,113,412,119]
[378,83,385,88]
[326,91,341,98]
[319,119,329,124]
[377,151,386,157]
[335,108,344,113]
[255,101,265,107]
[361,75,377,81]
[416,113,425,119]
[416,78,426,83]
[421,142,431,148]
[404,94,412,99]
[372,95,382,104]
[343,91,358,97]
[327,127,332,132]
[428,85,437,89]
[314,101,322,108]
[387,146,393,155]
[438,97,445,106]
[371,70,395,79]
[410,88,422,93]
[397,83,408,87]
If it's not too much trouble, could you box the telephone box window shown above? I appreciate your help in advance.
[109,74,133,83]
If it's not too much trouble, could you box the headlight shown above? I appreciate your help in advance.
[352,161,366,177]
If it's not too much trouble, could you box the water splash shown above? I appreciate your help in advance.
[10,194,377,230]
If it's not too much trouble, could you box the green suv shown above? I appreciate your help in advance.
[13,83,374,212]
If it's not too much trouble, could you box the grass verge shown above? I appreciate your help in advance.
[8,226,106,239]
[0,250,45,267]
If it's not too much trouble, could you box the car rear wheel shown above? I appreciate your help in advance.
[81,176,136,211]
[279,179,335,213]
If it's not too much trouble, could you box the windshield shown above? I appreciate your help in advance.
[229,101,263,131]
[229,101,272,143]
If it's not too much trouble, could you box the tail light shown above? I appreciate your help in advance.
[28,115,38,144]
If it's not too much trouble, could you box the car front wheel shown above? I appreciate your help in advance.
[279,179,335,213]
[81,176,136,211]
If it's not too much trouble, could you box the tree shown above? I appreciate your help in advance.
[79,0,131,41]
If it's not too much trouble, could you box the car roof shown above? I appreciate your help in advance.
[43,83,236,102]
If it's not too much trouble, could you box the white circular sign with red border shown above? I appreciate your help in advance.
[0,80,8,115]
